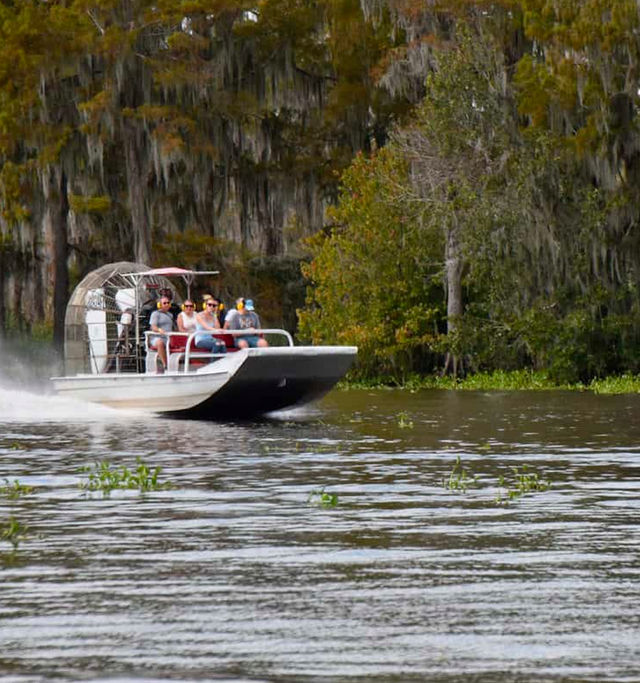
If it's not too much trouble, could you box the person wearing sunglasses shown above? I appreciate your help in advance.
[194,297,226,354]
[177,300,198,333]
[149,297,175,373]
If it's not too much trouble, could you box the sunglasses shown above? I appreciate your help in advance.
[206,302,218,307]
[161,300,171,305]
[184,304,194,308]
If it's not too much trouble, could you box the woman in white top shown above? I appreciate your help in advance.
[177,300,198,333]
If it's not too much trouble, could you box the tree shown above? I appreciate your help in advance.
[389,22,519,374]
[0,2,87,346]
[299,148,444,380]
[1,0,406,338]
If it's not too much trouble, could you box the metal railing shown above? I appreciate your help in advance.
[144,328,294,373]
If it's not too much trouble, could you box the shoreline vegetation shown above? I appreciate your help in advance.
[340,370,640,395]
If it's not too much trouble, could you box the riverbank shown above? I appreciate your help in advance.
[341,369,640,394]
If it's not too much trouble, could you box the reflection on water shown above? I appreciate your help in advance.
[1,385,640,681]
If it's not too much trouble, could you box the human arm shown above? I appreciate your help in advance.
[223,309,237,329]
[150,311,172,336]
[196,312,219,332]
[149,311,164,335]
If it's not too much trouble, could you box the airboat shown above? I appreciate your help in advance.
[50,262,357,418]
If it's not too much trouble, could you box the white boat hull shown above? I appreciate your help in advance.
[51,346,357,417]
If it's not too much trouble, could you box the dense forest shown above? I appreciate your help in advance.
[1,1,640,383]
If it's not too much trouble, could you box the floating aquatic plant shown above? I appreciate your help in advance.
[443,456,477,493]
[80,458,173,495]
[308,487,339,508]
[397,411,414,429]
[0,479,34,500]
[495,465,550,505]
[0,516,29,551]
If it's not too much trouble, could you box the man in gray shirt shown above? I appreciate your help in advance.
[224,298,268,349]
[149,296,175,372]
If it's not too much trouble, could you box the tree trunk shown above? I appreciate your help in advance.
[42,164,69,352]
[124,122,151,264]
[443,221,464,377]
[53,168,69,353]
[0,245,5,336]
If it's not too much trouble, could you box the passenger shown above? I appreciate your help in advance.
[177,300,198,333]
[216,297,228,327]
[140,285,159,333]
[201,293,214,315]
[194,296,226,354]
[159,287,181,322]
[201,293,226,325]
[149,296,175,373]
[222,297,242,330]
[224,297,268,349]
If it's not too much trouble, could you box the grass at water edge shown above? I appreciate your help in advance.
[337,370,640,394]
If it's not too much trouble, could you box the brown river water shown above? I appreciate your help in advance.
[1,383,639,682]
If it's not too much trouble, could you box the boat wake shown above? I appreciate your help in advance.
[0,383,130,423]
[0,338,134,423]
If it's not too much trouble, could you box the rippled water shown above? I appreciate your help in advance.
[1,380,639,682]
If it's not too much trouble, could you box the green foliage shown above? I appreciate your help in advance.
[341,369,574,391]
[440,458,550,506]
[0,516,29,551]
[397,411,414,429]
[298,147,445,381]
[589,374,640,395]
[495,465,550,505]
[0,479,34,500]
[308,486,339,508]
[4,0,640,387]
[443,456,477,493]
[342,368,640,393]
[80,458,173,496]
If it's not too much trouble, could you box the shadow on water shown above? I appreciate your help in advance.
[1,376,640,681]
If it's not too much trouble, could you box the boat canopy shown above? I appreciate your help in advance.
[120,267,219,299]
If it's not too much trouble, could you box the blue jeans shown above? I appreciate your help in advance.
[194,335,226,353]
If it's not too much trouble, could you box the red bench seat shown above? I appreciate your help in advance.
[169,333,237,353]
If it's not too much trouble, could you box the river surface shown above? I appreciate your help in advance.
[1,380,639,682]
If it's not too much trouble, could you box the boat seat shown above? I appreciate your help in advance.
[169,334,189,352]
[217,333,237,351]
[145,332,236,373]
[169,333,237,352]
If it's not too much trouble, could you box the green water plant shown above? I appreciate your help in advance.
[589,374,640,394]
[443,456,477,493]
[1,516,29,551]
[308,487,339,508]
[0,479,34,500]
[397,411,414,429]
[80,458,173,496]
[495,465,550,505]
